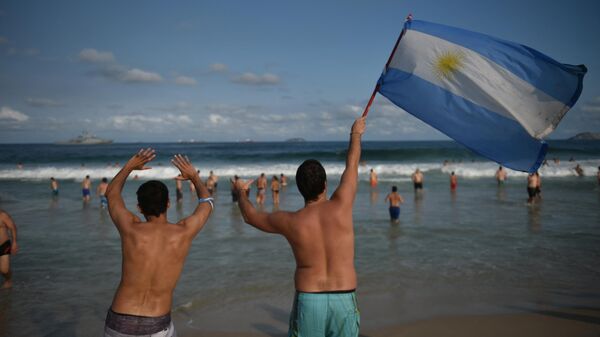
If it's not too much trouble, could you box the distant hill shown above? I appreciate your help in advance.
[568,132,600,140]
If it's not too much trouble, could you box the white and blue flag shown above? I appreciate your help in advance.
[377,19,587,172]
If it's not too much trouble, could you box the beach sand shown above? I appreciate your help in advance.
[175,312,600,337]
[172,292,600,337]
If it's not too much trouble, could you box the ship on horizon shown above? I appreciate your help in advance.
[56,131,113,145]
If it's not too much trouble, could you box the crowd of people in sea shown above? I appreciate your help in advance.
[28,157,600,230]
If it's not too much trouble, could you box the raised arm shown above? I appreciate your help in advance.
[332,117,366,204]
[0,211,18,254]
[106,148,155,233]
[171,155,212,237]
[235,179,290,234]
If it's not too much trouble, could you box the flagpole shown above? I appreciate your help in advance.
[362,13,413,118]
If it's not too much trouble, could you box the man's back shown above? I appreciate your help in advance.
[385,192,403,207]
[284,200,356,292]
[104,150,212,336]
[235,117,365,337]
[112,220,191,316]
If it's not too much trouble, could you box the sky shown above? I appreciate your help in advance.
[0,0,599,143]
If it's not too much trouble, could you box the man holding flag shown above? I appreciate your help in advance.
[235,117,365,337]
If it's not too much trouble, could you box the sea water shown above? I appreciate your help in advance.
[0,141,599,335]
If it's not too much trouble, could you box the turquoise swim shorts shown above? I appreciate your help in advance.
[288,290,360,337]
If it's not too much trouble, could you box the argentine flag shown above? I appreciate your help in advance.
[377,19,587,172]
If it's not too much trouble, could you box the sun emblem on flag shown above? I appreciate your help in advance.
[432,50,465,80]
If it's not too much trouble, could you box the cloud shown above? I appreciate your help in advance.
[232,72,280,86]
[79,48,162,84]
[120,68,162,83]
[0,36,8,44]
[208,113,230,125]
[79,48,115,63]
[581,96,600,112]
[109,113,193,131]
[174,75,197,86]
[210,63,228,72]
[0,106,29,122]
[26,97,64,108]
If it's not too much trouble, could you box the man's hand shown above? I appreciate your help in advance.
[124,148,156,171]
[171,154,199,180]
[11,242,18,255]
[234,178,254,195]
[351,116,366,135]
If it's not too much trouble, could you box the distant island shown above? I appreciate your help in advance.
[285,137,306,142]
[568,132,600,141]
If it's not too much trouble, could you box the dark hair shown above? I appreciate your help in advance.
[137,180,169,217]
[296,159,326,202]
[102,177,108,183]
[392,186,397,192]
[51,177,55,180]
[86,175,90,179]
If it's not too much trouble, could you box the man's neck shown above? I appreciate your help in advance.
[145,214,168,223]
[304,194,327,207]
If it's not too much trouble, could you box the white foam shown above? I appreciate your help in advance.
[0,159,598,181]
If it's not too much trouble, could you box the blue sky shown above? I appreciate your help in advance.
[0,0,599,143]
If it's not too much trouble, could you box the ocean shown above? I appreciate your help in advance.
[1,141,600,336]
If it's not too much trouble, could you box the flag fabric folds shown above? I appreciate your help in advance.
[377,19,586,172]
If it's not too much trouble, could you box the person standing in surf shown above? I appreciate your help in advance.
[384,186,404,223]
[104,149,213,337]
[234,117,365,337]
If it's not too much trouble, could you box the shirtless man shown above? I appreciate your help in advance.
[384,186,404,223]
[412,168,424,191]
[206,173,216,195]
[271,175,280,206]
[574,164,584,177]
[369,168,378,188]
[450,171,458,191]
[280,173,288,187]
[234,117,365,337]
[50,177,59,196]
[256,173,267,205]
[527,173,538,204]
[0,209,18,289]
[97,177,109,208]
[495,166,507,185]
[82,175,92,202]
[104,149,213,337]
[209,171,218,190]
[174,174,184,203]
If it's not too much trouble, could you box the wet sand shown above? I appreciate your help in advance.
[175,313,600,337]
[172,292,600,337]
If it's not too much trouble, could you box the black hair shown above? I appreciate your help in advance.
[86,175,90,179]
[102,177,108,183]
[296,159,326,202]
[136,180,169,217]
[392,186,397,192]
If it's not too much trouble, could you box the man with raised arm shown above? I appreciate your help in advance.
[104,148,213,337]
[235,117,366,337]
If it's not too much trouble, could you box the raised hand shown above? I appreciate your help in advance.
[351,116,366,135]
[125,148,156,171]
[171,154,199,181]
[235,178,254,193]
